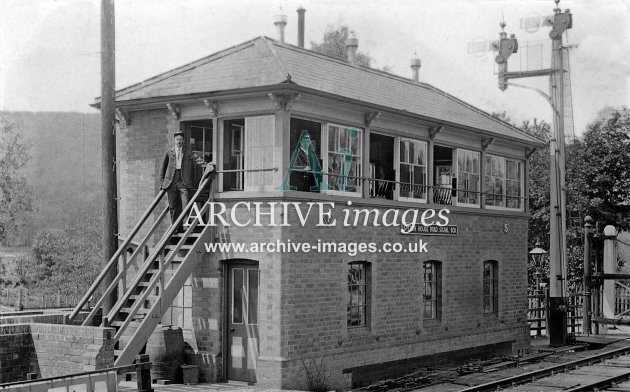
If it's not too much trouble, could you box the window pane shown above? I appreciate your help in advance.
[423,261,440,320]
[328,125,362,193]
[223,120,245,191]
[232,269,244,324]
[289,118,322,193]
[348,263,368,327]
[483,262,498,314]
[457,150,480,204]
[399,139,427,200]
[248,269,259,324]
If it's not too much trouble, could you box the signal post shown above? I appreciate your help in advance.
[494,0,572,346]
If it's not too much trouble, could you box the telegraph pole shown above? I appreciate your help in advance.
[495,0,572,346]
[101,0,117,324]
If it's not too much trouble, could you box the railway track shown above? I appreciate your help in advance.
[455,343,630,392]
[355,338,630,392]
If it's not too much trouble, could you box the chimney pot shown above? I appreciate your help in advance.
[410,57,421,81]
[297,6,306,48]
[273,13,288,43]
[346,32,359,64]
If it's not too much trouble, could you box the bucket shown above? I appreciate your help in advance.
[146,324,184,383]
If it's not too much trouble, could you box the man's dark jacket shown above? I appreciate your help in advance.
[160,147,196,189]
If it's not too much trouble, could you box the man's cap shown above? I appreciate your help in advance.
[173,131,184,138]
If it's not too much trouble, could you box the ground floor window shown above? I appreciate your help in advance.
[348,261,370,327]
[423,261,442,320]
[483,261,499,314]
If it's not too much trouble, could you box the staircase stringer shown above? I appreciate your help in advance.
[114,223,215,366]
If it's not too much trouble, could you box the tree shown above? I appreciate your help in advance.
[572,107,630,228]
[29,202,103,296]
[0,118,33,244]
[310,24,372,67]
[521,107,630,289]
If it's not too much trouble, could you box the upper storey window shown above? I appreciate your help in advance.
[484,154,523,210]
[324,124,363,195]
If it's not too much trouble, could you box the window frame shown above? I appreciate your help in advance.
[221,119,246,192]
[397,137,428,203]
[422,260,442,321]
[482,261,499,315]
[484,154,524,211]
[287,117,324,193]
[323,123,364,197]
[455,148,481,207]
[347,261,371,329]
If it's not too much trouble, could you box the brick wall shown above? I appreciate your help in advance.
[0,324,115,383]
[274,202,530,389]
[0,324,35,383]
[185,199,530,389]
[117,109,170,241]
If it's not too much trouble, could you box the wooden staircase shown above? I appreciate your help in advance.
[68,167,217,366]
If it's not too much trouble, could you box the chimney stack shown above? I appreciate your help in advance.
[274,13,288,43]
[410,56,422,81]
[297,6,306,47]
[346,32,358,64]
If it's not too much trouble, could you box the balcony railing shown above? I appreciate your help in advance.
[215,168,526,211]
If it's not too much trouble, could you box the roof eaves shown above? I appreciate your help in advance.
[95,36,266,103]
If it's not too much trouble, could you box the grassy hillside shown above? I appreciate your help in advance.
[0,111,102,242]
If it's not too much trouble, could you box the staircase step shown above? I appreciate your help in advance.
[130,294,156,301]
[165,244,193,251]
[121,307,149,314]
[173,231,201,238]
[137,281,153,287]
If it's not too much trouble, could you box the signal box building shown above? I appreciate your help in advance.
[107,36,543,389]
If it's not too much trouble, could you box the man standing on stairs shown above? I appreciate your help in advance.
[160,131,207,230]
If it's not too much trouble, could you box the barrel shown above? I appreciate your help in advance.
[146,324,184,383]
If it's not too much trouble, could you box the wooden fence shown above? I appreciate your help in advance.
[527,287,585,336]
[0,287,86,310]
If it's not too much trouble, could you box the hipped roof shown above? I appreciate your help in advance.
[109,36,543,146]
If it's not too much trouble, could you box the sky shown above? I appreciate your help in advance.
[1,0,628,137]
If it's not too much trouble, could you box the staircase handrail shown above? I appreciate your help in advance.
[80,206,169,326]
[68,188,168,322]
[106,167,216,325]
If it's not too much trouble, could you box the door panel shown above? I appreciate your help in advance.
[227,263,259,383]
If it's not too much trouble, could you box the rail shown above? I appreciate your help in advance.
[457,345,630,392]
[292,170,528,210]
[0,354,152,392]
[68,186,169,322]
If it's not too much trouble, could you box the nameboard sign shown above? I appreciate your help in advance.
[402,225,458,236]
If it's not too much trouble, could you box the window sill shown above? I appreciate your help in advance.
[422,318,442,328]
[347,325,371,337]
